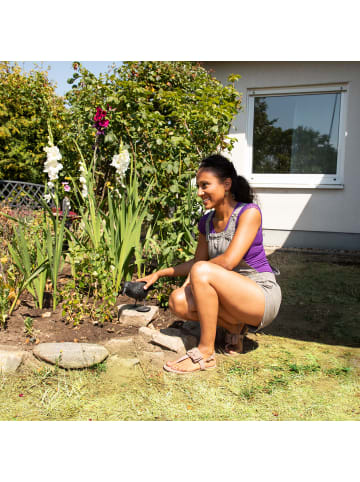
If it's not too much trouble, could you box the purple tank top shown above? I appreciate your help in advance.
[198,203,272,273]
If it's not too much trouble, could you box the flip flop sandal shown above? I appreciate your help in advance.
[163,347,216,374]
[224,326,249,356]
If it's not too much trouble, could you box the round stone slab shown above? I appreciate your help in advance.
[33,342,109,369]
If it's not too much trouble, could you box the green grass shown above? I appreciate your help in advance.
[1,250,360,421]
[1,334,359,421]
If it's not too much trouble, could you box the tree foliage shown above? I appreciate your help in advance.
[0,62,67,183]
[63,61,242,220]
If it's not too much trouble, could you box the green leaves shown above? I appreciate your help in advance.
[0,62,67,183]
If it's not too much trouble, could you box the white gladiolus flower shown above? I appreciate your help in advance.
[44,145,62,162]
[78,161,88,198]
[48,181,54,189]
[44,193,52,203]
[111,147,130,181]
[81,184,88,198]
[43,143,63,181]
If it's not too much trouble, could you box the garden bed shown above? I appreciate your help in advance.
[1,249,360,352]
[0,268,177,351]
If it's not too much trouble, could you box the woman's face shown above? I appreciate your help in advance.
[196,168,231,209]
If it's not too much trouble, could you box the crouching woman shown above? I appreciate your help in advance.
[138,154,282,374]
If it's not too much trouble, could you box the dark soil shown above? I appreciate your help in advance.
[0,273,178,351]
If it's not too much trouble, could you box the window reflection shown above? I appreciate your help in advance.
[253,93,341,174]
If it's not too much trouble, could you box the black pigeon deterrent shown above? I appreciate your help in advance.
[122,281,155,312]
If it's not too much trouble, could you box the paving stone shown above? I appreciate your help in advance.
[0,344,22,351]
[151,329,197,354]
[33,342,109,369]
[138,326,156,343]
[116,357,140,369]
[103,337,135,356]
[117,304,158,327]
[0,350,26,373]
[140,351,165,368]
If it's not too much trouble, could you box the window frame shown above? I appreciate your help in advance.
[245,84,348,189]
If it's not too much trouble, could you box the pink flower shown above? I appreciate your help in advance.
[93,107,109,135]
[62,182,71,192]
[94,107,107,121]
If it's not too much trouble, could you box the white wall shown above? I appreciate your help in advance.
[204,62,360,245]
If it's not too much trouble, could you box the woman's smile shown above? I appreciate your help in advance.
[196,168,226,208]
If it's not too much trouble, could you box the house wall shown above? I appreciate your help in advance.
[203,62,360,250]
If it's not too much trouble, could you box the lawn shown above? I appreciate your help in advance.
[1,249,359,421]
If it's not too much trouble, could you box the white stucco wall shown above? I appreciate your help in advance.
[203,62,360,245]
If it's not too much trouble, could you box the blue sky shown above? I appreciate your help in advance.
[13,61,123,97]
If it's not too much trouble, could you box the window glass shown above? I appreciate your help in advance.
[253,93,341,174]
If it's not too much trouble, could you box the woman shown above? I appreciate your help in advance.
[138,154,281,374]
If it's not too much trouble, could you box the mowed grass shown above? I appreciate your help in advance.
[1,250,360,421]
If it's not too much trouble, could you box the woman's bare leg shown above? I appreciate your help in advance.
[166,261,265,371]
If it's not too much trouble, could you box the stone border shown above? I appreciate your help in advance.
[0,308,205,374]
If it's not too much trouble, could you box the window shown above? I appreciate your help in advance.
[246,85,347,188]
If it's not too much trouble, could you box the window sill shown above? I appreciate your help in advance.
[251,183,344,190]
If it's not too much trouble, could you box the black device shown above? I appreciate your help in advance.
[122,281,155,312]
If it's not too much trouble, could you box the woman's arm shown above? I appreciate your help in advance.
[138,232,209,289]
[208,207,261,271]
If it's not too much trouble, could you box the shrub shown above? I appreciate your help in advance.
[0,62,67,183]
[62,61,242,273]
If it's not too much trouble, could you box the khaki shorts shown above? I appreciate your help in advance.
[243,271,282,331]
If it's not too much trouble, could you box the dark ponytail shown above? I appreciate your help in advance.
[199,154,254,203]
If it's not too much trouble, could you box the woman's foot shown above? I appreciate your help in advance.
[164,347,216,373]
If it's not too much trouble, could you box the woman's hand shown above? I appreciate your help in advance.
[137,272,160,290]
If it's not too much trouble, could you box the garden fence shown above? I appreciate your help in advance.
[0,180,45,209]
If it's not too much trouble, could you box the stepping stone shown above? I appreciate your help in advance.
[0,350,26,374]
[117,304,158,327]
[145,327,198,354]
[116,357,140,369]
[103,337,135,356]
[140,351,165,368]
[138,326,157,343]
[33,342,109,369]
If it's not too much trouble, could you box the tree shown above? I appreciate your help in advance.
[0,62,67,183]
[63,61,242,219]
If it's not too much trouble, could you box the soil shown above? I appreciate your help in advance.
[0,268,178,351]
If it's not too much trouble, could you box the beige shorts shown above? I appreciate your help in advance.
[244,271,282,331]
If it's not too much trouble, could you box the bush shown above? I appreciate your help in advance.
[0,62,67,183]
[62,61,242,271]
